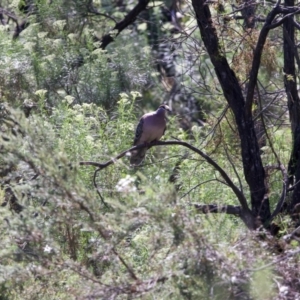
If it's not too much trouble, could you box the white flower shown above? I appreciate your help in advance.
[64,95,75,104]
[44,245,53,253]
[35,89,47,97]
[85,135,94,145]
[73,104,82,111]
[115,175,137,193]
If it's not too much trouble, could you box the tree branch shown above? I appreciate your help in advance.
[245,5,300,116]
[80,140,250,212]
[180,179,217,199]
[98,0,150,49]
[245,5,281,117]
[256,87,288,220]
[191,0,267,224]
[87,2,117,23]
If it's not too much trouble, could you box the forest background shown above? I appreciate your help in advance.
[1,0,300,299]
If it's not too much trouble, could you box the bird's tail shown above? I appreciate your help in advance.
[130,148,148,166]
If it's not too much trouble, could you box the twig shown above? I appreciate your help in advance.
[93,168,108,208]
[283,225,300,242]
[246,248,300,273]
[112,248,139,281]
[256,87,288,220]
[180,179,217,199]
[245,5,281,117]
[245,5,300,116]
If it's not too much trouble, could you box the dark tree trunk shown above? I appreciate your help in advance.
[284,0,300,212]
[241,1,266,152]
[191,0,271,226]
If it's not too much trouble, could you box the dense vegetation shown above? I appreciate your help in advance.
[1,0,300,299]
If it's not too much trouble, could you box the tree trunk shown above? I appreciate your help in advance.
[284,0,300,212]
[191,0,271,225]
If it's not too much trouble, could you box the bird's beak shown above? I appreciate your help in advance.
[166,105,172,112]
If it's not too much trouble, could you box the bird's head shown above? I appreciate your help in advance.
[158,104,172,113]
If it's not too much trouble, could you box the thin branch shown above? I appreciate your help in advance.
[267,10,300,29]
[252,93,280,122]
[287,179,300,192]
[0,8,29,39]
[256,86,288,220]
[87,3,117,23]
[219,120,244,193]
[0,8,18,21]
[204,105,229,143]
[246,248,300,273]
[180,179,217,199]
[245,5,281,117]
[293,19,300,30]
[245,5,300,116]
[80,140,250,212]
[283,225,300,242]
[93,168,109,208]
[112,248,139,281]
[98,0,150,49]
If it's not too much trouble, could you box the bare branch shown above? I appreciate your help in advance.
[256,87,288,220]
[191,0,268,224]
[245,5,300,116]
[87,2,117,23]
[180,179,217,199]
[93,168,109,208]
[98,0,150,49]
[220,122,244,193]
[245,5,281,117]
[0,8,18,21]
[80,140,250,212]
[287,179,300,192]
[293,19,300,30]
[246,248,300,273]
[112,248,139,281]
[283,225,300,242]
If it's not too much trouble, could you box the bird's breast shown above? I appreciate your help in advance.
[140,117,166,143]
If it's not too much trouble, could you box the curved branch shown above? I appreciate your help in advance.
[87,3,117,23]
[180,179,217,200]
[80,140,250,212]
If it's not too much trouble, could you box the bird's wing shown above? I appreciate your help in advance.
[133,118,144,145]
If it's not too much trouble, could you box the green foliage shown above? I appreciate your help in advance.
[0,1,152,109]
[0,101,291,299]
[0,0,298,298]
[251,267,275,300]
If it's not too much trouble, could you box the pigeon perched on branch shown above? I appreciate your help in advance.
[130,104,171,166]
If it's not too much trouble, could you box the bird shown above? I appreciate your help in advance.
[130,104,171,166]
